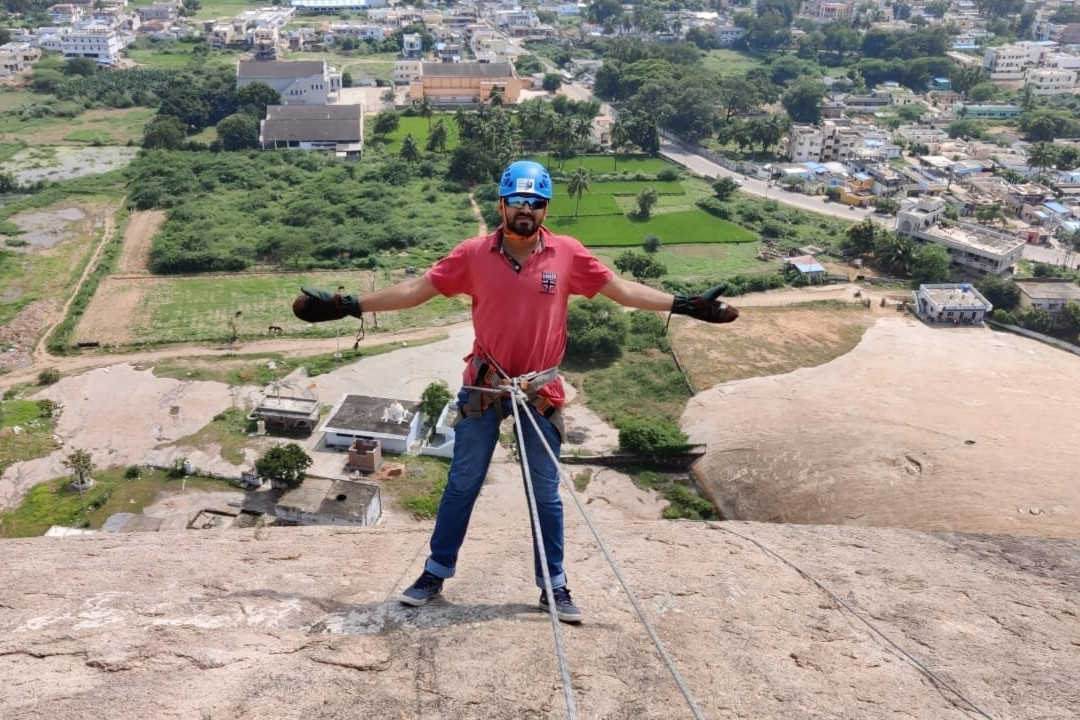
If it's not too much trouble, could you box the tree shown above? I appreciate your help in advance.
[873,232,915,276]
[712,176,740,201]
[416,96,434,129]
[614,250,666,281]
[0,171,17,194]
[976,275,1020,310]
[911,244,951,284]
[636,186,658,219]
[236,82,280,118]
[255,443,312,489]
[542,73,563,94]
[873,196,899,215]
[372,109,400,136]
[420,381,452,438]
[1020,307,1052,333]
[143,115,187,150]
[216,113,258,150]
[975,204,1005,227]
[566,167,590,217]
[1027,142,1058,174]
[566,296,629,363]
[781,79,823,124]
[63,449,94,487]
[63,57,98,77]
[399,133,421,163]
[425,118,448,154]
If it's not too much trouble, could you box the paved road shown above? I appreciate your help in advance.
[659,139,876,222]
[1021,242,1080,269]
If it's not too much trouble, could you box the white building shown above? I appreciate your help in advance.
[898,198,1025,277]
[1024,67,1078,96]
[236,59,341,105]
[60,24,124,65]
[275,477,381,527]
[913,284,993,324]
[393,58,423,85]
[319,395,424,454]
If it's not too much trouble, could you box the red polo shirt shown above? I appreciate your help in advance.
[426,226,613,407]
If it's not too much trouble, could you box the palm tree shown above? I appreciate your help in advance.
[1027,142,1058,175]
[417,96,434,130]
[610,120,631,171]
[572,115,593,158]
[426,118,448,154]
[567,167,590,217]
[400,133,421,163]
[488,85,505,107]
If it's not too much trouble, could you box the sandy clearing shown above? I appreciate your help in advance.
[683,315,1080,539]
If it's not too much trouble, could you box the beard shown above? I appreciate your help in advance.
[508,212,539,236]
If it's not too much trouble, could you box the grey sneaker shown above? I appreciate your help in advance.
[401,570,444,606]
[539,586,583,623]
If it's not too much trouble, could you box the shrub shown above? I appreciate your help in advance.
[124,465,142,479]
[662,483,718,521]
[618,418,690,455]
[38,368,61,386]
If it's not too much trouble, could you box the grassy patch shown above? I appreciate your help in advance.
[591,242,779,286]
[563,346,691,427]
[0,466,235,538]
[173,406,254,465]
[389,456,450,518]
[701,49,762,77]
[64,129,115,144]
[549,209,757,247]
[0,399,59,479]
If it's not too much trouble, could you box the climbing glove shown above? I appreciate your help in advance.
[292,286,362,323]
[671,283,739,324]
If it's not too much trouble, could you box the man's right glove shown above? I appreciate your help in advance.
[671,283,739,324]
[292,286,362,323]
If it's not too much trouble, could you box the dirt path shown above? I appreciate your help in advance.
[116,210,164,274]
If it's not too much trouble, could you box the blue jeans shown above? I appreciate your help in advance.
[424,387,565,589]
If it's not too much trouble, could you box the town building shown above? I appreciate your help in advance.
[259,103,364,158]
[60,24,125,65]
[237,59,341,105]
[275,477,381,527]
[898,198,1025,276]
[319,395,424,453]
[1015,279,1080,328]
[1024,67,1078,96]
[408,61,521,105]
[912,284,993,324]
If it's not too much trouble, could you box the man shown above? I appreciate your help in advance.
[293,160,738,623]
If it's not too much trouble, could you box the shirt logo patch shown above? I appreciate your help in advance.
[540,271,557,295]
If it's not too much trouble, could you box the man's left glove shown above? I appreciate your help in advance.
[671,283,739,324]
[292,286,362,323]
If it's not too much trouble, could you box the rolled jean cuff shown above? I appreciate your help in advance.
[537,571,566,590]
[424,558,455,579]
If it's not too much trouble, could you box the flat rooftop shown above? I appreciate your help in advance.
[921,284,992,309]
[321,395,422,437]
[1015,279,1080,302]
[276,477,378,518]
[929,223,1024,257]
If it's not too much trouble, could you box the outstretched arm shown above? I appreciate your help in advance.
[597,275,674,311]
[599,275,739,324]
[292,275,440,323]
[359,275,440,312]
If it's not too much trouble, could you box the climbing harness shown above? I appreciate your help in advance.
[466,355,707,720]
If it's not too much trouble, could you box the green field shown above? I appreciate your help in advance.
[549,209,756,247]
[593,241,779,284]
[702,49,761,77]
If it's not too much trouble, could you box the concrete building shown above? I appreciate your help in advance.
[1015,279,1080,328]
[275,477,381,527]
[1024,67,1078,96]
[319,395,423,453]
[259,103,363,158]
[237,59,341,105]
[393,58,423,85]
[409,61,521,105]
[60,24,124,64]
[898,198,1025,276]
[913,284,993,324]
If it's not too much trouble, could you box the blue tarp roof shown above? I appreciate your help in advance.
[1044,201,1068,214]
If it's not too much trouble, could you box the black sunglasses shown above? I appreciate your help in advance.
[504,195,548,210]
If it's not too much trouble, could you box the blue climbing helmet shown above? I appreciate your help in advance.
[498,160,553,200]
